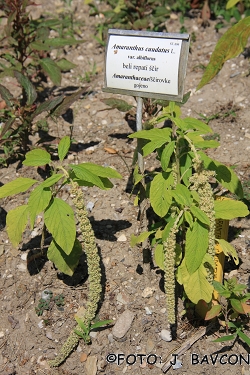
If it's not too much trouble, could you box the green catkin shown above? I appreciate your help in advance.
[189,157,216,284]
[49,182,102,367]
[164,224,177,324]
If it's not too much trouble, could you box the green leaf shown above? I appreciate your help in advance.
[197,17,250,90]
[199,152,244,198]
[185,221,209,274]
[150,173,172,217]
[0,177,37,198]
[28,185,51,228]
[184,211,193,226]
[77,163,122,179]
[31,95,64,120]
[90,319,113,330]
[58,136,71,161]
[52,88,86,117]
[130,231,154,247]
[56,58,77,71]
[44,37,84,48]
[71,165,105,189]
[101,98,134,112]
[40,174,64,188]
[213,280,231,298]
[216,239,239,265]
[214,200,249,220]
[23,149,51,166]
[226,0,240,9]
[183,117,213,133]
[14,71,37,106]
[179,260,213,303]
[204,304,222,320]
[213,335,236,343]
[129,128,171,142]
[154,243,164,270]
[44,198,76,255]
[142,139,168,156]
[133,165,144,186]
[226,0,240,8]
[0,84,14,107]
[231,298,245,314]
[190,205,210,225]
[39,58,62,86]
[161,141,175,171]
[180,151,192,186]
[172,184,193,207]
[6,205,29,247]
[47,238,82,276]
[237,330,250,346]
[194,140,220,149]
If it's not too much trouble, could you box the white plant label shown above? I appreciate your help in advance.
[106,34,182,96]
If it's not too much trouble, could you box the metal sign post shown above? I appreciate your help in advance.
[103,29,190,173]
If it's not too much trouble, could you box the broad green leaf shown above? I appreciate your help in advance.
[74,316,89,333]
[190,205,210,225]
[199,152,244,198]
[143,139,168,156]
[194,140,220,149]
[101,98,134,112]
[231,298,245,314]
[161,141,175,171]
[31,95,64,120]
[0,84,14,107]
[213,335,236,343]
[47,238,82,276]
[71,165,105,189]
[40,174,64,188]
[183,117,213,133]
[216,239,239,265]
[204,304,222,320]
[28,185,51,228]
[23,149,51,166]
[150,173,172,217]
[179,260,213,303]
[0,177,37,198]
[44,198,76,255]
[56,58,77,71]
[30,41,51,51]
[129,128,171,142]
[77,163,122,179]
[213,280,231,297]
[171,116,188,131]
[203,253,215,268]
[226,0,240,9]
[130,231,155,247]
[172,184,192,207]
[52,88,86,117]
[154,243,164,269]
[14,71,37,106]
[58,136,71,161]
[185,221,209,274]
[237,330,250,346]
[40,58,62,86]
[197,17,250,90]
[214,200,249,220]
[6,205,29,247]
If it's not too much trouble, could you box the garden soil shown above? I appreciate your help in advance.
[0,1,250,375]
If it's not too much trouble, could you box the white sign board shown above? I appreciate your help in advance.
[103,30,190,102]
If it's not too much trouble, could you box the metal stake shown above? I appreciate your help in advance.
[136,96,144,174]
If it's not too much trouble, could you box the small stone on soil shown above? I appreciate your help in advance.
[112,310,135,340]
[160,329,172,342]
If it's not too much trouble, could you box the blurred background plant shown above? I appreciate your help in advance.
[0,0,85,165]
